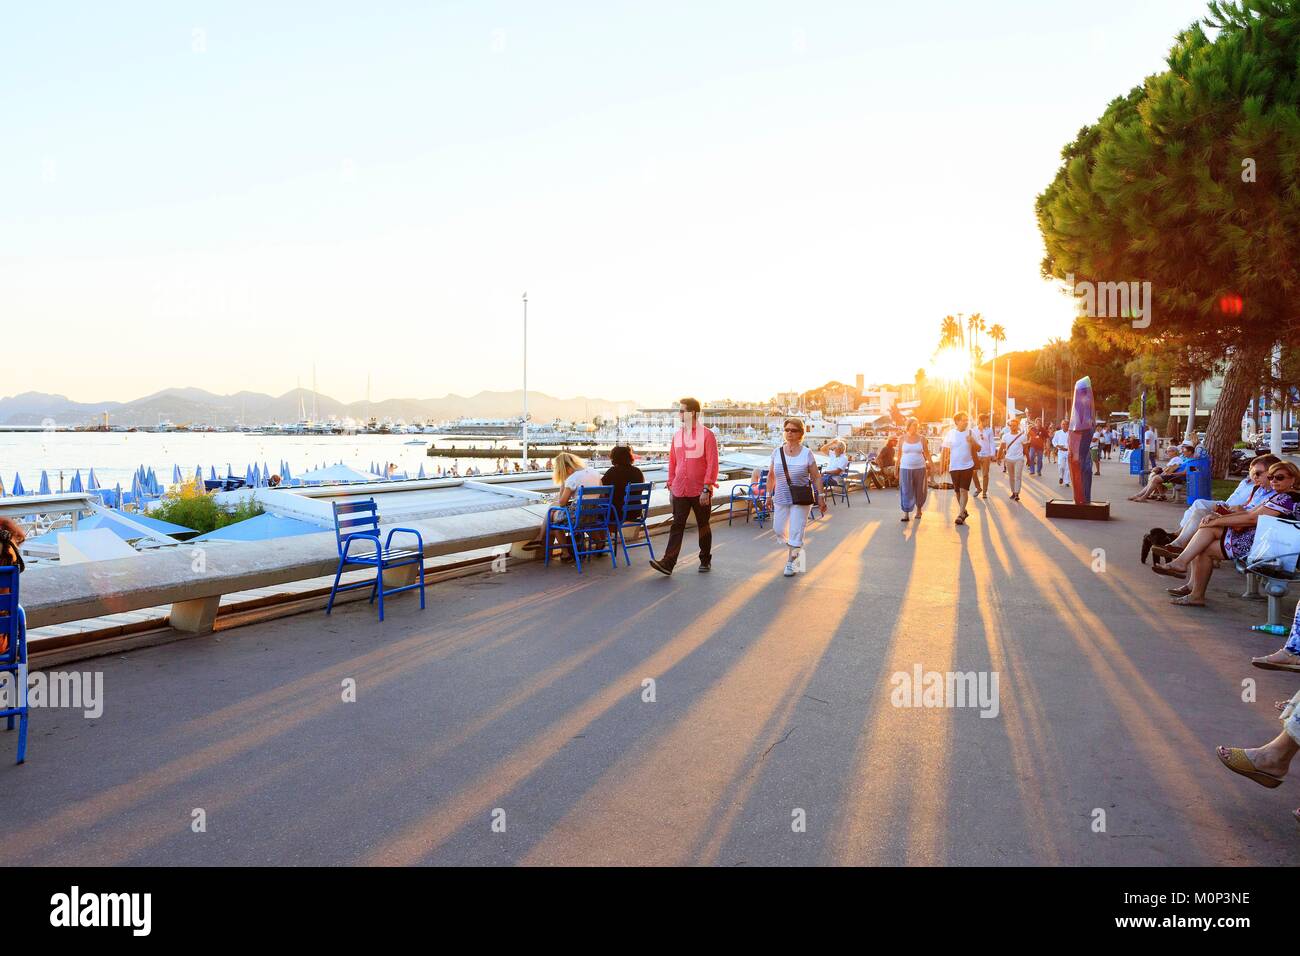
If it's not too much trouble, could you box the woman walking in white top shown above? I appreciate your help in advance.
[897,417,930,521]
[763,418,827,576]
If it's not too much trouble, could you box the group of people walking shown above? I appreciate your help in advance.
[899,411,1035,523]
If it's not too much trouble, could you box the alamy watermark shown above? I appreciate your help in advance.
[0,670,103,718]
[1066,273,1151,329]
[890,665,999,718]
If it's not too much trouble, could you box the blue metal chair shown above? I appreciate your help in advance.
[0,567,28,764]
[822,472,850,507]
[614,482,655,566]
[544,486,617,572]
[729,470,770,527]
[325,498,425,622]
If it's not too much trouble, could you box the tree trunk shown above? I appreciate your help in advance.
[1206,342,1271,479]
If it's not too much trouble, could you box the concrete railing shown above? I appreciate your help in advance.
[20,476,760,635]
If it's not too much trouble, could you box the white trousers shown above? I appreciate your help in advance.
[1173,499,1220,546]
[1005,458,1024,496]
[1057,451,1070,484]
[773,501,811,549]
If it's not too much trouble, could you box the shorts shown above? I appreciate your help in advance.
[950,467,974,491]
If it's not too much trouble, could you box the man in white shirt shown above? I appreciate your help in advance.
[1052,418,1071,486]
[940,411,978,525]
[973,413,996,499]
[999,417,1027,501]
[1143,426,1158,466]
[818,440,850,497]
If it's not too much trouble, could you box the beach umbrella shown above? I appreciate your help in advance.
[244,464,255,487]
[195,465,204,488]
[38,471,51,495]
[131,473,144,508]
[417,463,426,479]
[0,475,5,496]
[263,462,271,484]
[282,462,292,482]
[88,468,100,491]
[70,470,84,493]
[113,482,123,509]
[172,464,183,485]
[12,474,25,496]
[209,465,218,480]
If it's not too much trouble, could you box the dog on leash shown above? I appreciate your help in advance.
[1141,527,1178,565]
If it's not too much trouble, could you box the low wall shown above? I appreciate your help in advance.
[20,477,757,633]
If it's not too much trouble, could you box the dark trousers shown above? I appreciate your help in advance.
[661,493,712,569]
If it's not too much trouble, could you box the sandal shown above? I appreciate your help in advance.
[1166,585,1192,596]
[1216,746,1285,789]
[1151,564,1185,578]
[1152,545,1183,560]
[1170,596,1206,606]
[1251,651,1300,673]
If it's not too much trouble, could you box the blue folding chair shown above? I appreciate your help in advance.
[544,486,617,572]
[729,470,770,527]
[0,567,28,764]
[614,482,655,566]
[822,472,850,507]
[325,498,425,622]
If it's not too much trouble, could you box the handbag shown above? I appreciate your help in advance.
[1246,515,1300,574]
[779,448,816,506]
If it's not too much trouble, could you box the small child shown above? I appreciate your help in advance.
[1090,433,1103,476]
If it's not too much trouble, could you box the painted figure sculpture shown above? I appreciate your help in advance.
[1067,375,1095,505]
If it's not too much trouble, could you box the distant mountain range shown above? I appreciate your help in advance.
[0,388,640,428]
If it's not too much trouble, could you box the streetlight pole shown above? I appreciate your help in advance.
[522,292,529,469]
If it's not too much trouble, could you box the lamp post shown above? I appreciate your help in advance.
[522,292,529,469]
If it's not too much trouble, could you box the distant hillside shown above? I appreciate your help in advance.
[0,388,639,428]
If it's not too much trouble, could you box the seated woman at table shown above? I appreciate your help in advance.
[523,452,603,556]
[1152,461,1300,606]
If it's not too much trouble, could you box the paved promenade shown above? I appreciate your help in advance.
[2,464,1295,865]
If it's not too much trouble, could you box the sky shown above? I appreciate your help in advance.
[1,0,1215,408]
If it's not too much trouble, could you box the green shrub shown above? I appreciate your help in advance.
[150,479,264,534]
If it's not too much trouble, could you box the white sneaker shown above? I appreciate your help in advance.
[783,561,796,577]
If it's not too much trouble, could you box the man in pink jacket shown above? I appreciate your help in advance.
[650,396,719,575]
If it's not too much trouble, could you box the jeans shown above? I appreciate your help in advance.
[1005,458,1024,496]
[899,466,928,514]
[661,493,712,569]
[1027,447,1043,475]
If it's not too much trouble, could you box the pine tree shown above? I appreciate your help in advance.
[1037,0,1300,476]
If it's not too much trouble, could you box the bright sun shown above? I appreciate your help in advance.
[930,348,968,384]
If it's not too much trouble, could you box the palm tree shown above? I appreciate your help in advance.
[988,323,1006,424]
[967,313,984,415]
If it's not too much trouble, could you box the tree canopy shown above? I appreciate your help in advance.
[1036,0,1300,474]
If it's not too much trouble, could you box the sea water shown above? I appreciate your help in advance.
[0,432,535,494]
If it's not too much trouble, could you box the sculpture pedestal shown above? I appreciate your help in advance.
[1046,499,1110,521]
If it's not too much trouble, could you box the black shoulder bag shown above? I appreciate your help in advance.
[779,448,816,506]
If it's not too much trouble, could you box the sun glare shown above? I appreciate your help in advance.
[930,348,968,384]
